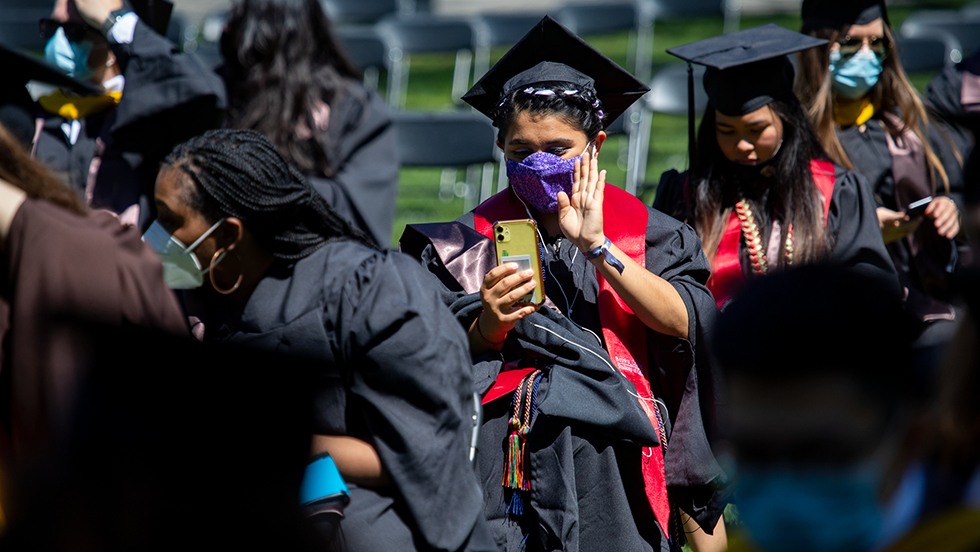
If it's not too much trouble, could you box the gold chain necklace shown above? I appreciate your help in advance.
[733,197,795,275]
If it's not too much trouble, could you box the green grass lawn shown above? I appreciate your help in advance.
[387,3,970,246]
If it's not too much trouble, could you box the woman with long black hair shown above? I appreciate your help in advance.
[654,24,900,309]
[218,0,399,248]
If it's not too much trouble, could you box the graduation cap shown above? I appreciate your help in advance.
[0,40,102,98]
[461,15,649,128]
[666,24,828,168]
[801,0,890,32]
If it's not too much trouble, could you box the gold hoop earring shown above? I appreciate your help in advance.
[209,248,243,295]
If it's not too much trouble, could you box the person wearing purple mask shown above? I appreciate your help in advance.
[401,16,727,552]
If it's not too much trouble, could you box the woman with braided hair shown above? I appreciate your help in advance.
[149,128,495,551]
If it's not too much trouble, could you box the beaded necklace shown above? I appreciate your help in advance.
[733,196,795,274]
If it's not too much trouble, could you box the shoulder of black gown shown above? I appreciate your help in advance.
[651,168,690,223]
[827,165,903,299]
[324,78,399,249]
[325,241,493,551]
[109,19,226,146]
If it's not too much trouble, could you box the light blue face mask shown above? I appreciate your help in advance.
[142,219,226,290]
[735,463,884,552]
[830,48,883,100]
[44,26,93,79]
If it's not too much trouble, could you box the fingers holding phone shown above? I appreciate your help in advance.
[478,263,538,345]
[924,196,960,239]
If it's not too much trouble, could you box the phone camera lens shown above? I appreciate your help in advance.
[496,234,504,242]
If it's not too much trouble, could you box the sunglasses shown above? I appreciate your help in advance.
[39,18,98,42]
[836,35,890,59]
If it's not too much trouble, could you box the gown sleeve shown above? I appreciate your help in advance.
[320,82,400,249]
[108,20,226,152]
[651,168,691,223]
[827,167,903,299]
[643,207,729,532]
[337,251,493,551]
[4,199,189,464]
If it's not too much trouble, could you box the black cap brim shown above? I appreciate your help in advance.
[461,15,649,127]
[0,40,101,97]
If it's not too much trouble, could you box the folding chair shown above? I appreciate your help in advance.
[0,1,52,53]
[390,109,500,213]
[376,14,479,110]
[320,0,401,26]
[899,9,980,65]
[894,35,954,75]
[471,11,549,79]
[554,2,650,82]
[627,63,708,196]
[336,26,391,94]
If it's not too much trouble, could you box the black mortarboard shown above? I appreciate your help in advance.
[127,0,175,37]
[801,0,889,32]
[461,15,649,128]
[0,40,101,97]
[666,24,827,167]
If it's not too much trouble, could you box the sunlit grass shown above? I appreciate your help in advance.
[389,4,965,245]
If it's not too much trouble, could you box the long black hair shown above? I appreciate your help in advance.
[220,0,360,178]
[689,97,832,267]
[492,82,606,143]
[162,129,374,260]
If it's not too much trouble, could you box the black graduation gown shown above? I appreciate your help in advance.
[32,20,226,229]
[191,241,496,552]
[400,196,727,552]
[834,112,964,307]
[925,50,980,196]
[309,78,399,250]
[654,164,902,301]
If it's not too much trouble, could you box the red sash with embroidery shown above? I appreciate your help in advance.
[707,159,836,308]
[474,186,671,538]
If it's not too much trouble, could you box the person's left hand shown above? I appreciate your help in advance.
[557,147,606,253]
[925,195,960,240]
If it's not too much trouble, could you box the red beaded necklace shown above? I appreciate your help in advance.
[733,196,795,274]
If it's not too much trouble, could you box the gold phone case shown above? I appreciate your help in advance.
[493,219,545,307]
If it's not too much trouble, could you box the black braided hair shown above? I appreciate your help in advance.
[492,81,606,144]
[162,128,375,260]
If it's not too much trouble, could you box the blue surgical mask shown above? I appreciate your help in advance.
[830,48,883,100]
[735,463,884,552]
[505,144,593,213]
[43,26,93,80]
[142,219,225,289]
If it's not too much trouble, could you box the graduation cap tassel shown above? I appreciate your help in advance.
[686,62,697,172]
[502,369,543,518]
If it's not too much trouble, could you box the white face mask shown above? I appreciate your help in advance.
[142,219,225,289]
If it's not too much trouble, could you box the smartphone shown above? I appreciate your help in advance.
[906,196,934,219]
[493,219,545,307]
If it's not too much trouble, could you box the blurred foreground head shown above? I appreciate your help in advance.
[712,263,919,552]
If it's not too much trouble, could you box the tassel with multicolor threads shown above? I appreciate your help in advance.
[502,369,542,517]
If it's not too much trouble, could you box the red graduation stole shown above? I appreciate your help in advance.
[707,159,836,308]
[474,185,671,538]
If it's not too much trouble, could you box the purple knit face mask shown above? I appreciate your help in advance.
[506,147,590,213]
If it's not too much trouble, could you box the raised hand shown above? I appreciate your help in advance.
[557,146,606,253]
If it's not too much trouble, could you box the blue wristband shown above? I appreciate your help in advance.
[584,237,625,274]
[299,454,350,506]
